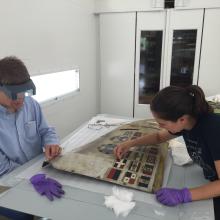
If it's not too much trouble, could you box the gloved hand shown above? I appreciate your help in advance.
[156,187,192,206]
[30,174,65,201]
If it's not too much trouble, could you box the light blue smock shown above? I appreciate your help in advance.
[0,97,59,176]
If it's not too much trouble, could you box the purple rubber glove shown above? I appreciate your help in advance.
[30,174,65,201]
[156,187,192,206]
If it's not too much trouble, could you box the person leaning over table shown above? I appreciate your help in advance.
[0,56,63,219]
[114,85,220,206]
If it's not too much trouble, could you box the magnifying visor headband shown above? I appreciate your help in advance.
[0,79,36,100]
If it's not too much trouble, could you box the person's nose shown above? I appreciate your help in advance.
[14,98,24,105]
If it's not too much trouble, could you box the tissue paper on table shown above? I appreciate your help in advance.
[169,140,192,166]
[104,186,136,217]
[206,94,220,103]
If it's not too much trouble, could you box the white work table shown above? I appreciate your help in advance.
[0,115,215,220]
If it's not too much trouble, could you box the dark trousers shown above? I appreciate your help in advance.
[0,207,33,220]
[213,197,220,220]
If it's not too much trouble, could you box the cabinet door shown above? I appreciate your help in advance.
[164,9,204,88]
[198,8,220,96]
[100,13,136,117]
[134,11,166,118]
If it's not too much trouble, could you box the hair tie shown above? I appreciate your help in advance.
[189,92,194,97]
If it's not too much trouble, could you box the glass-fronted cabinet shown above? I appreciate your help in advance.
[134,10,203,118]
[139,31,163,104]
[170,30,197,87]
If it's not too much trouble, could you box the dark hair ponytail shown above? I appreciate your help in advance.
[150,85,213,121]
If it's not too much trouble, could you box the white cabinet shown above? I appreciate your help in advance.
[175,0,220,9]
[198,8,220,96]
[134,9,204,118]
[95,0,220,13]
[95,0,164,13]
[100,13,136,117]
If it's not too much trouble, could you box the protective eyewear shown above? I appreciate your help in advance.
[0,79,36,100]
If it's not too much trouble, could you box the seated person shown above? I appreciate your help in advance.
[0,56,61,219]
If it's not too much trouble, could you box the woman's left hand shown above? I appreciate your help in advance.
[156,187,192,206]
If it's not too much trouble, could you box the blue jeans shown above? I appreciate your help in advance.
[0,207,33,220]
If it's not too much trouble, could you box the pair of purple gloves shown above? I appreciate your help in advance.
[156,187,192,206]
[30,173,191,205]
[30,174,65,201]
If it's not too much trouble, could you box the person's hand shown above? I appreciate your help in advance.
[30,174,65,201]
[44,144,62,160]
[113,142,132,159]
[156,187,192,206]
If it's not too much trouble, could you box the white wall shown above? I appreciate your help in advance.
[0,0,98,139]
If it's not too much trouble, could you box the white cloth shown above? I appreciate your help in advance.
[206,94,220,102]
[169,139,192,166]
[104,186,136,217]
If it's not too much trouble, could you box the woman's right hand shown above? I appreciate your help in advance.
[113,141,132,159]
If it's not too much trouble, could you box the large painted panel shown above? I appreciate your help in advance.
[51,119,168,193]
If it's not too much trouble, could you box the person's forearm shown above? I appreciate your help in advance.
[129,132,161,147]
[0,160,20,177]
[190,180,220,200]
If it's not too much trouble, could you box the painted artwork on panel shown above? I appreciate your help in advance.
[51,119,168,193]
